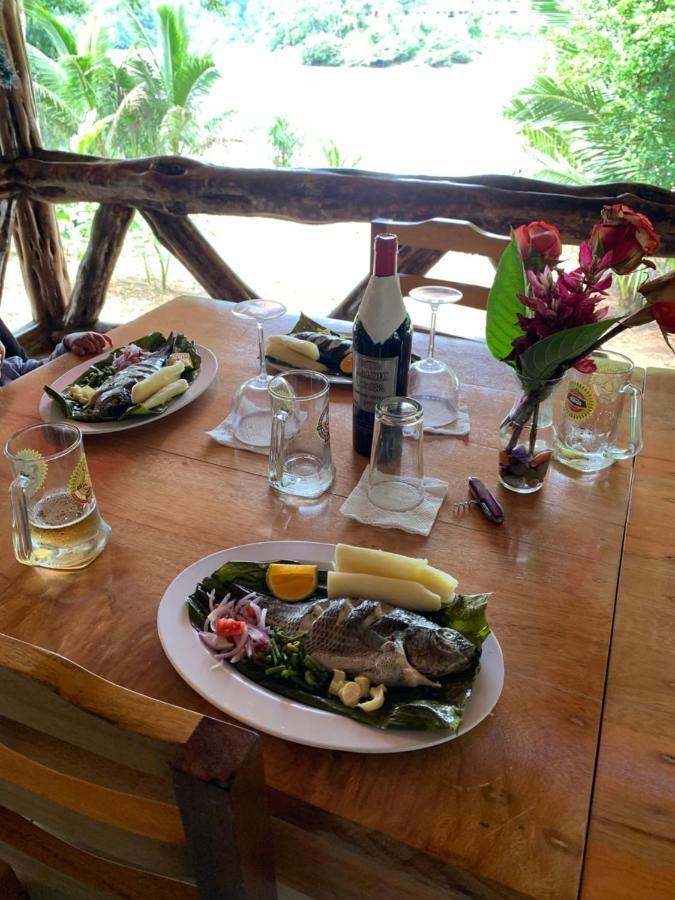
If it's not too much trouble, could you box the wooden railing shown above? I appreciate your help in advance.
[1,0,674,352]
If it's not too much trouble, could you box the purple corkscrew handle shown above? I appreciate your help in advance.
[468,477,505,525]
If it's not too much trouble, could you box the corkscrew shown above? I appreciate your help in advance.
[453,477,505,525]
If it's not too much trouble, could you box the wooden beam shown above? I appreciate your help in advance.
[64,204,135,330]
[2,154,674,252]
[141,209,258,302]
[0,0,70,331]
[0,198,15,302]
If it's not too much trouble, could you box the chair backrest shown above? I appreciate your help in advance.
[0,633,276,900]
[372,217,509,310]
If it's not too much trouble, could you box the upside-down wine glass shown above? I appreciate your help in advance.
[407,286,463,427]
[230,299,287,446]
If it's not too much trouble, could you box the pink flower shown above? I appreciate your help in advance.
[515,221,563,270]
[574,357,597,374]
[590,204,660,275]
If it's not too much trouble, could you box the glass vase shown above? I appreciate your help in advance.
[498,375,562,494]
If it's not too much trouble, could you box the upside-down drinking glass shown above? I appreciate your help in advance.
[407,286,462,427]
[230,299,287,446]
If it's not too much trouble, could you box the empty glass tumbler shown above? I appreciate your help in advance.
[367,397,424,511]
[268,370,335,498]
[4,422,110,569]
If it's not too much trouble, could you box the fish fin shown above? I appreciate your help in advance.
[381,640,440,689]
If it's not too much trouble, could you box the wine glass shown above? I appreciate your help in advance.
[230,299,287,446]
[407,286,462,427]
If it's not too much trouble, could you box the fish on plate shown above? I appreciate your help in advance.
[216,585,477,688]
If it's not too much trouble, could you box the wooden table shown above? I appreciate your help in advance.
[0,295,672,899]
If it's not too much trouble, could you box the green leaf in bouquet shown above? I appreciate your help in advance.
[486,233,527,364]
[518,318,621,382]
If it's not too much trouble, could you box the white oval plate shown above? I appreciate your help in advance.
[157,541,504,754]
[39,343,218,434]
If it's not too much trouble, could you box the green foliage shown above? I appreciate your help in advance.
[301,34,343,66]
[506,0,675,187]
[485,234,527,364]
[321,140,362,168]
[268,116,303,167]
[25,1,224,158]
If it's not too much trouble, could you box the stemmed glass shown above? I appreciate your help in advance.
[407,286,463,427]
[230,299,287,446]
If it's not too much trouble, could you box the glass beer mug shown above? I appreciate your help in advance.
[268,370,335,498]
[553,350,643,473]
[4,423,111,569]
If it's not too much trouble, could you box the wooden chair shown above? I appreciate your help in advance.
[0,633,277,899]
[330,217,509,320]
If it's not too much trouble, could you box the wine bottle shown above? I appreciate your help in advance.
[352,233,413,457]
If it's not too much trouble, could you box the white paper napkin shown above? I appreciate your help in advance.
[206,409,269,454]
[423,398,470,436]
[340,467,448,536]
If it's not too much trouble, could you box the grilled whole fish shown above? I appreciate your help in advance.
[80,334,176,417]
[253,591,477,688]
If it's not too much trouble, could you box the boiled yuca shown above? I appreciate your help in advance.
[143,378,189,410]
[265,337,329,372]
[415,565,458,603]
[334,544,428,582]
[267,334,320,361]
[131,361,185,404]
[327,571,441,612]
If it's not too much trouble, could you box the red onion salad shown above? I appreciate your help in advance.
[112,343,148,370]
[199,590,272,664]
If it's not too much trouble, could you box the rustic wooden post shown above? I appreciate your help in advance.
[64,204,135,329]
[0,0,70,339]
[0,198,14,301]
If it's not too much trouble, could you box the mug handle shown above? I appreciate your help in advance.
[611,383,643,461]
[268,409,288,485]
[8,475,33,563]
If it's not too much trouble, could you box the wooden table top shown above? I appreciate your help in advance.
[0,295,670,899]
[581,367,675,900]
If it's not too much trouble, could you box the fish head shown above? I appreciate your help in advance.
[96,386,133,417]
[404,625,477,677]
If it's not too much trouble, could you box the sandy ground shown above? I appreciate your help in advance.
[1,42,672,369]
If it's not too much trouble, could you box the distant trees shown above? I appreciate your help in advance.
[505,0,675,188]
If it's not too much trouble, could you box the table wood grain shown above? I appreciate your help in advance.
[0,295,659,899]
[581,368,675,900]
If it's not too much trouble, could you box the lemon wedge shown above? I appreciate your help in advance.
[266,564,318,602]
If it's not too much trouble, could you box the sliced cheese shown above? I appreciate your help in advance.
[334,544,428,582]
[327,571,441,612]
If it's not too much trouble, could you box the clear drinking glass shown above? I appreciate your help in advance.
[553,350,643,472]
[367,397,424,511]
[268,370,335,498]
[407,286,462,427]
[4,422,110,569]
[231,299,287,446]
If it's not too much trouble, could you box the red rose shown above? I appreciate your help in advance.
[590,204,660,275]
[515,221,562,270]
[639,270,675,334]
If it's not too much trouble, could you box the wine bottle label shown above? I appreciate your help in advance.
[359,275,408,344]
[353,352,399,413]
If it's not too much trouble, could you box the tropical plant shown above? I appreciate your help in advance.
[506,0,675,187]
[112,3,226,157]
[25,1,131,155]
[268,116,303,167]
[321,140,362,168]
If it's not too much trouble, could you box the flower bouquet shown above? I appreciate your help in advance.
[486,205,674,493]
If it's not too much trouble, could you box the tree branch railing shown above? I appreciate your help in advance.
[1,0,674,352]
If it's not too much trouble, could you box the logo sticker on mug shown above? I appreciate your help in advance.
[566,381,596,420]
[317,406,330,443]
[15,449,48,496]
[68,457,93,505]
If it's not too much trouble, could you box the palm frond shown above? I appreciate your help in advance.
[506,75,608,128]
[174,58,219,107]
[24,0,77,56]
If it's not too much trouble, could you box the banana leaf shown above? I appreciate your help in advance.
[186,560,491,732]
[44,333,201,422]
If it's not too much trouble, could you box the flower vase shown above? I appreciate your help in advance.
[498,376,562,493]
